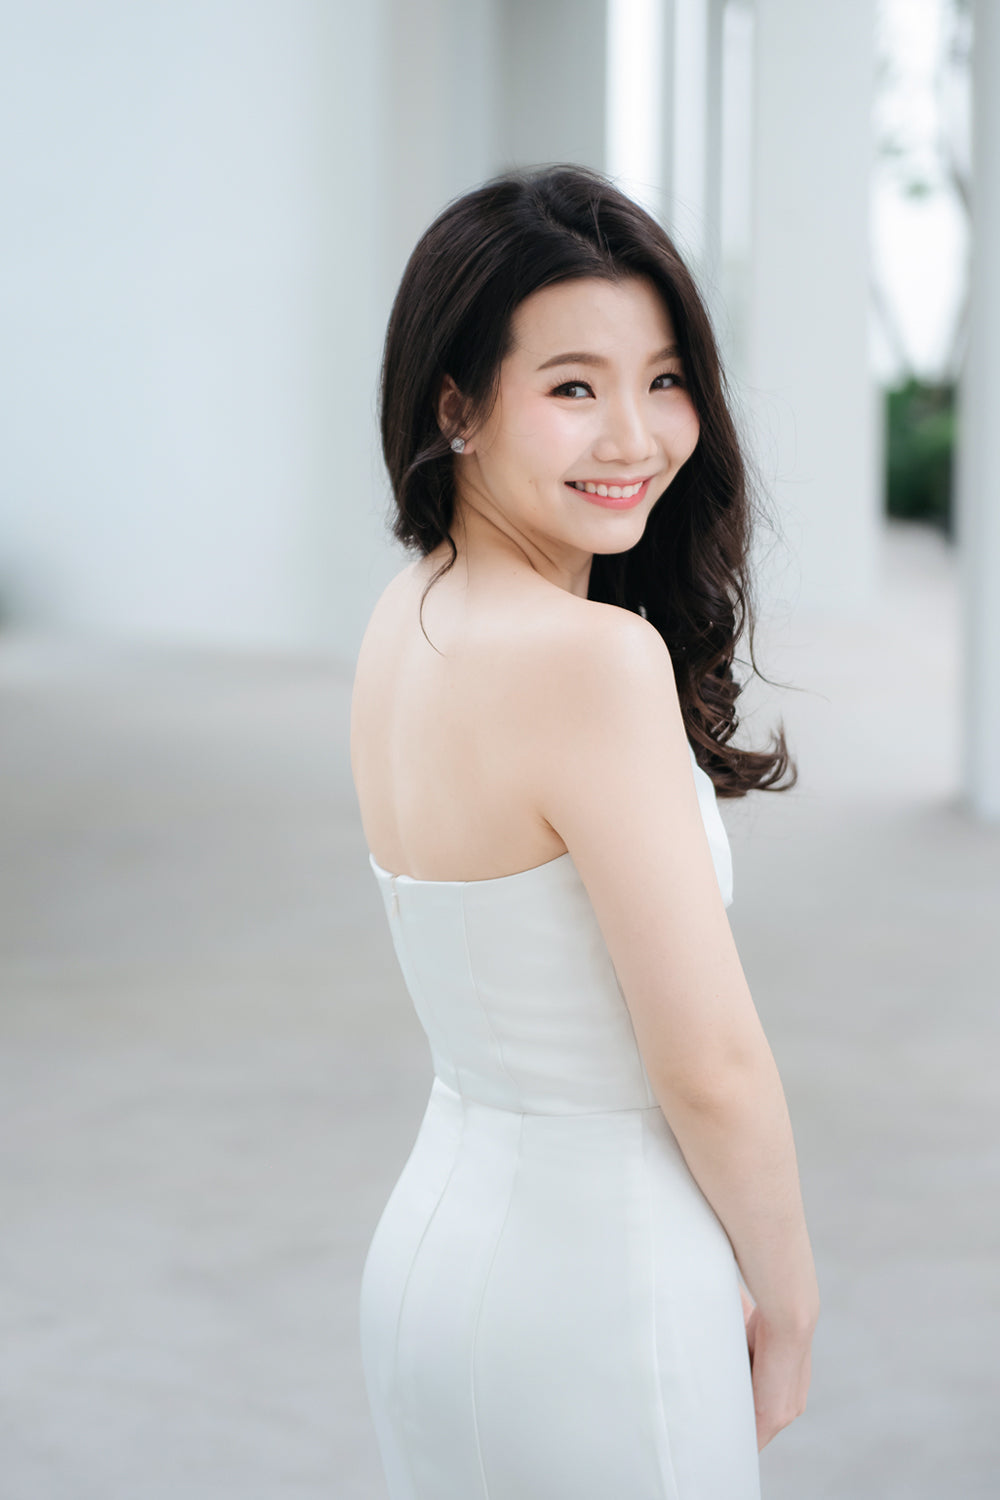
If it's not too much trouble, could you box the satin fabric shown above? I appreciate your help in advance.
[360,742,760,1498]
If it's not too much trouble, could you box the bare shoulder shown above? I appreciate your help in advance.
[517,594,756,1115]
[517,594,680,743]
[354,559,419,660]
[508,592,689,841]
[370,557,421,618]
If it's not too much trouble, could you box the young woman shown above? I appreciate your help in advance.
[351,164,819,1500]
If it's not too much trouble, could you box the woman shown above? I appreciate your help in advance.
[351,164,819,1500]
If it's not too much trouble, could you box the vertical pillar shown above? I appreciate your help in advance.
[745,0,879,616]
[956,1,1000,819]
[703,0,725,283]
[606,0,669,219]
[659,0,678,220]
[665,0,726,340]
[716,0,755,379]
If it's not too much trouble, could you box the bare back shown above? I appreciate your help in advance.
[351,547,586,881]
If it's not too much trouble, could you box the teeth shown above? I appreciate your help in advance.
[569,480,644,497]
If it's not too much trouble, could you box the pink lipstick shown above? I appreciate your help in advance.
[565,477,653,510]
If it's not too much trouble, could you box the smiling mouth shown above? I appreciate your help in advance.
[567,479,650,498]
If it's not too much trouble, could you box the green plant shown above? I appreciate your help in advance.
[884,378,956,536]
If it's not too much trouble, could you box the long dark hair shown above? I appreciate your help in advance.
[379,163,795,798]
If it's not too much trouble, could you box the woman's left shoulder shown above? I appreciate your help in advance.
[529,591,671,677]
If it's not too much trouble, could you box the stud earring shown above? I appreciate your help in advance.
[450,437,466,453]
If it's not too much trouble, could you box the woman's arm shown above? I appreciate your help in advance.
[652,1007,819,1337]
[521,601,819,1442]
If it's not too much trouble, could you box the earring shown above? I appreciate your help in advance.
[450,437,466,453]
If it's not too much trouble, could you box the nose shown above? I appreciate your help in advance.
[591,390,658,467]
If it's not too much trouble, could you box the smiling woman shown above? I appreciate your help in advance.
[378,164,793,797]
[437,276,699,540]
[352,164,818,1500]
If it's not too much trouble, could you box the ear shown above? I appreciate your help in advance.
[436,374,476,455]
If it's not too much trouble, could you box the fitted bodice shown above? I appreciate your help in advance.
[369,741,733,1117]
[360,739,760,1500]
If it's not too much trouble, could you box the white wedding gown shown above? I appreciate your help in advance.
[360,741,761,1498]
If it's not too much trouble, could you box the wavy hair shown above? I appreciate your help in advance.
[379,163,795,797]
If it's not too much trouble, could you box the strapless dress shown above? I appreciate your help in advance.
[360,740,760,1498]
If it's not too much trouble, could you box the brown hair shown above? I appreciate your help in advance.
[379,163,795,797]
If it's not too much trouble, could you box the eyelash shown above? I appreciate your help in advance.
[550,373,684,399]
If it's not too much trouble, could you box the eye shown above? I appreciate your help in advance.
[551,373,685,398]
[550,380,593,399]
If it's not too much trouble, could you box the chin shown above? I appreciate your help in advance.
[587,521,650,556]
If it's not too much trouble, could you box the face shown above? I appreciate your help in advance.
[439,274,700,583]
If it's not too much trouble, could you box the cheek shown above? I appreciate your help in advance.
[672,400,700,457]
[501,400,583,465]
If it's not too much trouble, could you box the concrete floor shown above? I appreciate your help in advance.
[1,520,998,1499]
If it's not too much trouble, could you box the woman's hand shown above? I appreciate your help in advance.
[742,1296,815,1452]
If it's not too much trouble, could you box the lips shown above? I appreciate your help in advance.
[567,478,648,499]
[566,476,653,510]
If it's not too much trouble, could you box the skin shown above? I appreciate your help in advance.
[351,273,819,1452]
[435,273,700,599]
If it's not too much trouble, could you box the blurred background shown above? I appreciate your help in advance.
[1,2,997,1498]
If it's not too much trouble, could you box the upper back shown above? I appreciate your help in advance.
[354,546,756,1120]
[351,550,589,881]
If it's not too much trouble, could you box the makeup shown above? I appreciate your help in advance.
[565,476,653,510]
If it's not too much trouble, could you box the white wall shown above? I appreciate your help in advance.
[0,0,386,659]
[744,0,880,617]
[496,0,608,172]
[0,0,885,660]
[379,0,499,300]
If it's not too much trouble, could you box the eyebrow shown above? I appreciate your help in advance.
[535,343,681,372]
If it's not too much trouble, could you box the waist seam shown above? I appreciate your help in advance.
[431,1073,662,1119]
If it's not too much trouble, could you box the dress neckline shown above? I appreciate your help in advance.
[368,745,714,890]
[368,849,573,887]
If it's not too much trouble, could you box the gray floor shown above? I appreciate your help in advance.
[1,520,997,1499]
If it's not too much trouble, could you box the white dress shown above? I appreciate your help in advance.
[360,741,760,1499]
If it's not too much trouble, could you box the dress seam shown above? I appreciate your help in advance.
[470,1110,525,1497]
[641,1110,683,1500]
[392,1086,468,1498]
[430,1072,661,1119]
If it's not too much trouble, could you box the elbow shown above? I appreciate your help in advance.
[651,1045,772,1118]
